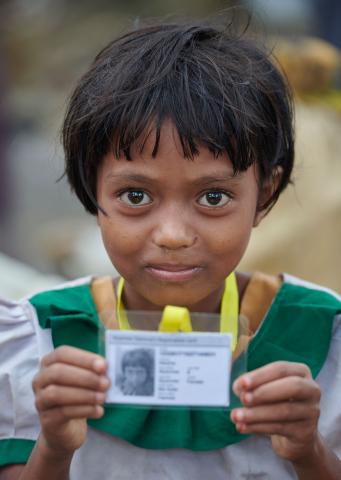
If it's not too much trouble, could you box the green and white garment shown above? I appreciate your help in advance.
[0,273,340,479]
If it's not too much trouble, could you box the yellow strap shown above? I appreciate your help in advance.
[159,306,192,332]
[116,273,239,349]
[220,273,239,351]
[116,277,131,330]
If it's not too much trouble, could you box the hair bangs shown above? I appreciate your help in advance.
[63,20,294,215]
[102,66,255,176]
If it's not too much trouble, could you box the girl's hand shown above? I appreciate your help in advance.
[231,361,321,462]
[32,346,109,456]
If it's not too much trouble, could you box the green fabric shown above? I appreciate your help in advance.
[0,439,35,467]
[248,283,340,378]
[30,280,341,451]
[30,284,99,353]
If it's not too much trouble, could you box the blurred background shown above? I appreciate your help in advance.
[0,0,340,299]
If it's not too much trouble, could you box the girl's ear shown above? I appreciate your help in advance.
[253,166,283,227]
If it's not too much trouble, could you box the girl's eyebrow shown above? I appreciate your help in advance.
[104,173,155,184]
[104,172,245,185]
[191,173,245,186]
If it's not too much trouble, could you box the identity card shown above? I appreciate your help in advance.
[105,330,232,407]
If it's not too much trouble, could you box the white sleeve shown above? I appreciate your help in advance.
[0,297,53,466]
[317,313,341,457]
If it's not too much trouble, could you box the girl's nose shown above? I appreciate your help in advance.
[152,208,197,250]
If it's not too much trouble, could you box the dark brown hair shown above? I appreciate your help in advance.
[62,20,294,214]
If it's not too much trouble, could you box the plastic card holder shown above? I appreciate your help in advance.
[98,310,250,412]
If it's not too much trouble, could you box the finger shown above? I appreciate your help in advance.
[35,385,107,411]
[234,419,313,437]
[41,346,107,374]
[231,401,320,425]
[33,363,110,392]
[240,377,321,406]
[41,404,104,424]
[233,362,312,395]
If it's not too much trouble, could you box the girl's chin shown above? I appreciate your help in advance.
[122,273,221,311]
[135,288,211,311]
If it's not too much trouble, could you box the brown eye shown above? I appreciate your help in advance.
[198,191,231,207]
[119,190,152,206]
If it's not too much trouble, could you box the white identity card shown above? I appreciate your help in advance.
[105,330,232,407]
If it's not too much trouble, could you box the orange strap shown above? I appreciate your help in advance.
[91,276,119,329]
[240,272,282,334]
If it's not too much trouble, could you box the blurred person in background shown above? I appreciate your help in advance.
[314,0,341,49]
[314,0,341,85]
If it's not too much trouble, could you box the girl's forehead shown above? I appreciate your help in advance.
[100,149,238,183]
[101,121,238,179]
[118,120,192,159]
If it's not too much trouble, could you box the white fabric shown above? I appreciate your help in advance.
[316,313,341,454]
[71,429,297,480]
[21,275,93,301]
[0,276,340,479]
[0,277,91,442]
[0,298,46,442]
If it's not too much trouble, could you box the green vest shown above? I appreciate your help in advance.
[30,280,341,451]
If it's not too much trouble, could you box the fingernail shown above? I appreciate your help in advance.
[96,392,106,403]
[234,409,244,422]
[244,392,253,404]
[242,375,251,388]
[95,405,104,417]
[99,376,110,389]
[93,358,106,371]
[233,375,252,395]
[237,423,247,433]
[233,380,241,396]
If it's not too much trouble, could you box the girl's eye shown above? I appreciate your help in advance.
[198,190,232,207]
[119,190,152,206]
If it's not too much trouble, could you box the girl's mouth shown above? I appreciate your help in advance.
[144,264,204,282]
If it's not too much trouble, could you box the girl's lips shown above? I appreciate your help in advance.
[144,265,203,282]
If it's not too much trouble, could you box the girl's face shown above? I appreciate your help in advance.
[97,122,264,312]
[124,366,148,387]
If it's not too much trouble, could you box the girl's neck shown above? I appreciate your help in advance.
[235,271,252,310]
[116,271,251,314]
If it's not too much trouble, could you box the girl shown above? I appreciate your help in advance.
[1,19,341,480]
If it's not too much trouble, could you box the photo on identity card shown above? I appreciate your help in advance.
[115,347,155,397]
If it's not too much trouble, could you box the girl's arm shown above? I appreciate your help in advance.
[292,434,341,480]
[231,361,341,480]
[0,438,73,480]
[0,466,24,480]
[0,346,109,480]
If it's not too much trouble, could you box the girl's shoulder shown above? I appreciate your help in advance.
[0,276,96,468]
[0,296,45,467]
[275,273,341,337]
[0,275,96,350]
[240,271,340,327]
[27,275,95,318]
[244,272,341,380]
[0,275,97,389]
[280,273,341,304]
